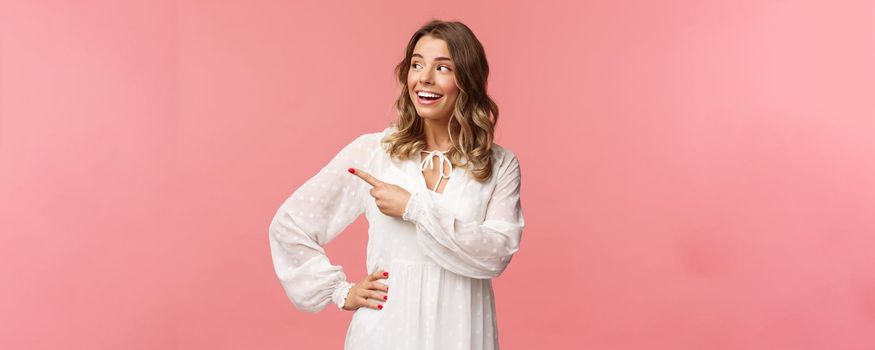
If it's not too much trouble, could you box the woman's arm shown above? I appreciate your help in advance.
[402,152,525,279]
[268,133,377,313]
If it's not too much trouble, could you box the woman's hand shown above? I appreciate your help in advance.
[342,269,390,311]
[349,168,411,218]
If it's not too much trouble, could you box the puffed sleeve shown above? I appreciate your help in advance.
[401,150,525,279]
[268,133,376,313]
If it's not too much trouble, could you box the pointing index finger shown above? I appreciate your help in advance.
[348,168,383,187]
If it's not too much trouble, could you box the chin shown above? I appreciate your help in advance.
[417,112,451,121]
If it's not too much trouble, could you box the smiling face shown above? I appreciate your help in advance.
[407,35,459,122]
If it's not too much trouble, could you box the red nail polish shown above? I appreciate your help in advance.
[383,272,388,277]
[348,168,355,174]
[383,296,387,300]
[378,304,383,310]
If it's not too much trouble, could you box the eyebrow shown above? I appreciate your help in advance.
[412,53,453,62]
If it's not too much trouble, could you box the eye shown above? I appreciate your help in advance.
[437,65,452,72]
[411,62,422,70]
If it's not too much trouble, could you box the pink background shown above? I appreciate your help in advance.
[2,0,874,349]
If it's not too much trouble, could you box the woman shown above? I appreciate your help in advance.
[268,19,525,349]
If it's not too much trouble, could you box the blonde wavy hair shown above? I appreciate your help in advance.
[381,19,499,182]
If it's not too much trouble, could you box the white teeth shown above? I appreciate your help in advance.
[417,91,442,98]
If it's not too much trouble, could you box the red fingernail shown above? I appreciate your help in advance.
[348,168,355,174]
[383,272,388,277]
[384,296,387,300]
[378,304,383,310]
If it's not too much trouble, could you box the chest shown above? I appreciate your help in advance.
[370,157,492,223]
[420,156,451,194]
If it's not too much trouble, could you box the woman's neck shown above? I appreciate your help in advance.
[422,118,452,151]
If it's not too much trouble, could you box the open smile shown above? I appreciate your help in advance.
[415,90,443,105]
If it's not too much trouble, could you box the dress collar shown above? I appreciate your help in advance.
[419,149,452,193]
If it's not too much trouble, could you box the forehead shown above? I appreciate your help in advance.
[412,35,451,59]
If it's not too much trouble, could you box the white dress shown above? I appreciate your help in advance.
[268,126,525,350]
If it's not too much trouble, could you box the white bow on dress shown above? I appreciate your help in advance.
[419,149,453,192]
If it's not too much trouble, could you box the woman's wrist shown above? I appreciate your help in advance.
[402,190,423,223]
[331,280,354,310]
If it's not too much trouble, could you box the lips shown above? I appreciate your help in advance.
[414,90,443,105]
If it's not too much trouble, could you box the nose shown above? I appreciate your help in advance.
[418,68,433,85]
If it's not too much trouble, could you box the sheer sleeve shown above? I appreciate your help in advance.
[401,150,525,279]
[268,133,376,313]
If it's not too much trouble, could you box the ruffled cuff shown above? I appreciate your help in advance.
[331,280,354,310]
[402,190,425,223]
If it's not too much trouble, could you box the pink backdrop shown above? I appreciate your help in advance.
[2,1,874,349]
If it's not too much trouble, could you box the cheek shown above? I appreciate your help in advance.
[445,87,460,106]
[406,70,417,91]
[439,77,459,98]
